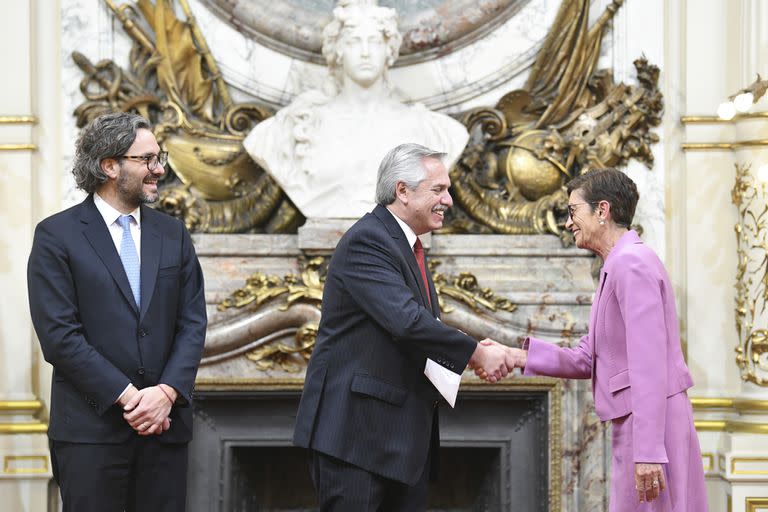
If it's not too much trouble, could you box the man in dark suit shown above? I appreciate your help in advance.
[27,112,207,512]
[293,143,509,510]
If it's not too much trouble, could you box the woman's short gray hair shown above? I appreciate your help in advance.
[375,143,446,205]
[72,112,151,194]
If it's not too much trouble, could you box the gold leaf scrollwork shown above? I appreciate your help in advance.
[218,257,327,312]
[732,163,768,386]
[445,0,663,236]
[218,257,326,372]
[461,107,508,142]
[430,260,518,314]
[245,323,318,373]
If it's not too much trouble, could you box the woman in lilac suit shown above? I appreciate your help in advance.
[497,169,708,511]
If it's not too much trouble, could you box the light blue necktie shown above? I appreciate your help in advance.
[117,215,140,308]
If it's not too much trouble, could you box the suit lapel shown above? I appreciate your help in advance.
[373,205,434,312]
[139,207,161,321]
[80,195,138,314]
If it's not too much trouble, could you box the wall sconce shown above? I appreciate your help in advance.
[718,75,768,120]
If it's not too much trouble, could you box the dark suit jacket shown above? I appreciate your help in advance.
[27,194,207,444]
[293,205,477,485]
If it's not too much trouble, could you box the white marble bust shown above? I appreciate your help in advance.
[243,0,469,219]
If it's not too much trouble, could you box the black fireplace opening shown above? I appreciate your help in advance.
[226,444,502,511]
[188,390,551,512]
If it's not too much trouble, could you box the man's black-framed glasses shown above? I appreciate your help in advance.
[567,201,598,219]
[118,150,168,171]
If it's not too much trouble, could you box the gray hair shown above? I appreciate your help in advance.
[72,112,151,193]
[375,143,446,205]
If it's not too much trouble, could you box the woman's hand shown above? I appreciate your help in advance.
[635,463,666,502]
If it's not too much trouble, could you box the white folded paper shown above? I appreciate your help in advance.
[424,358,461,408]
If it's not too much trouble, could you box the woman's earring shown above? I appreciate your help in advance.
[599,219,605,225]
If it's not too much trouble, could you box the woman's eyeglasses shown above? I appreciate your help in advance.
[567,202,598,218]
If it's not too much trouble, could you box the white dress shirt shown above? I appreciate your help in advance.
[93,192,141,261]
[93,192,139,402]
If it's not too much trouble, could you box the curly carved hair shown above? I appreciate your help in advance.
[321,0,402,85]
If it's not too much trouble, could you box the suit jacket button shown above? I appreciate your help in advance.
[138,329,147,337]
[138,368,145,375]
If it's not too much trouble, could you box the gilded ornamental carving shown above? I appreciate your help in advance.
[732,163,768,386]
[73,0,663,236]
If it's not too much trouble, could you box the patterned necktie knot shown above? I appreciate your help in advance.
[117,214,132,230]
[117,215,140,308]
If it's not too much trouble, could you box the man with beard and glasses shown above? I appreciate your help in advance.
[27,112,207,511]
[294,143,509,510]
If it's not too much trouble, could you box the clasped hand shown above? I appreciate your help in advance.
[468,339,527,383]
[118,385,174,436]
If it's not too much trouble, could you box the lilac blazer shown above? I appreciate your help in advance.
[523,230,693,463]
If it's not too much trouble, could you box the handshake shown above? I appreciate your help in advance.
[468,339,527,383]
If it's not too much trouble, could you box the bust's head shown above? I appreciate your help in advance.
[322,0,402,88]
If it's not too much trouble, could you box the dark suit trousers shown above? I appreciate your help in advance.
[50,436,188,512]
[309,445,432,512]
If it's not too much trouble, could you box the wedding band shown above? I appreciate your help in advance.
[652,480,659,487]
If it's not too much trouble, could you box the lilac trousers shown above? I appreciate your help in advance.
[609,391,709,512]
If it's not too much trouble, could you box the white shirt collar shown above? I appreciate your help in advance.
[93,192,141,227]
[385,207,418,250]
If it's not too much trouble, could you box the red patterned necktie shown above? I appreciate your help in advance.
[413,238,432,307]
